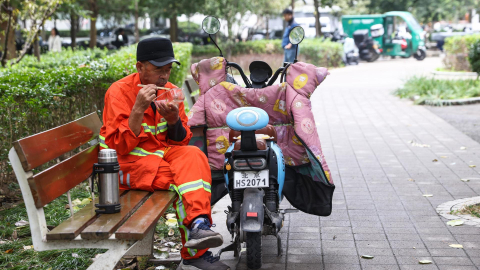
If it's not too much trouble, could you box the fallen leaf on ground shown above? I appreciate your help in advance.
[361,255,374,259]
[447,220,464,226]
[165,218,178,227]
[409,140,430,148]
[461,179,470,182]
[423,194,433,197]
[71,199,82,206]
[165,213,176,220]
[5,249,13,254]
[80,198,91,205]
[0,240,6,244]
[23,245,33,250]
[72,253,79,258]
[408,178,415,182]
[469,165,476,168]
[15,220,29,227]
[460,147,467,150]
[440,156,448,158]
[11,230,17,240]
[432,159,438,162]
[449,244,463,248]
[168,228,175,236]
[419,260,432,264]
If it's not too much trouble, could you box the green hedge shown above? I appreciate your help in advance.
[0,43,192,186]
[192,38,343,67]
[444,34,480,71]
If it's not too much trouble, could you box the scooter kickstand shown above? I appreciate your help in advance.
[214,242,237,258]
[276,234,282,257]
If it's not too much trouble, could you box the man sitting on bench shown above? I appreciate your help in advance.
[99,37,229,270]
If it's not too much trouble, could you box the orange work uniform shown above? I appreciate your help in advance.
[99,73,212,260]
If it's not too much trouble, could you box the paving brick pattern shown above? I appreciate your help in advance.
[210,58,480,270]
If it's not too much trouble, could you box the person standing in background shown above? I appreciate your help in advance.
[282,8,299,63]
[48,28,62,52]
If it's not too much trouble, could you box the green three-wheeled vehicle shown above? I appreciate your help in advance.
[342,11,427,61]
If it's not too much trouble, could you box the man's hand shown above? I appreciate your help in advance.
[285,43,292,49]
[156,100,180,126]
[133,84,157,112]
[129,84,157,136]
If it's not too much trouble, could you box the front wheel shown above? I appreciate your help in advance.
[246,232,262,269]
[413,49,426,61]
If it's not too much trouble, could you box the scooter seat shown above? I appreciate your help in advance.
[233,138,267,150]
[229,125,277,143]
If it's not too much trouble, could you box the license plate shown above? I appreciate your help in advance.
[234,170,269,189]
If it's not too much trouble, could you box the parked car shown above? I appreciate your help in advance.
[144,27,209,45]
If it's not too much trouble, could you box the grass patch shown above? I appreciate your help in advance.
[458,204,480,218]
[395,76,480,105]
[0,183,181,269]
[0,183,106,269]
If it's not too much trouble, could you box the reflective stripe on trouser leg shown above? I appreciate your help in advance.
[170,185,197,257]
[126,174,131,188]
[177,179,211,196]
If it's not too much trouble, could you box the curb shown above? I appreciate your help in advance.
[424,96,480,106]
[436,196,480,227]
[431,71,478,77]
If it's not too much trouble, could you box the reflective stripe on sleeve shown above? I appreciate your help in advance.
[156,122,168,134]
[99,135,109,149]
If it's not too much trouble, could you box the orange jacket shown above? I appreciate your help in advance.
[99,73,192,191]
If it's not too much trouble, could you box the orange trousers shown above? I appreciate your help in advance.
[152,145,212,260]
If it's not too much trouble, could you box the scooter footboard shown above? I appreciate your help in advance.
[240,188,265,232]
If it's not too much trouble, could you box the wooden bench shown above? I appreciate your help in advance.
[184,75,200,107]
[8,112,177,270]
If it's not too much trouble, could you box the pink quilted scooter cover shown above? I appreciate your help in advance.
[187,57,333,185]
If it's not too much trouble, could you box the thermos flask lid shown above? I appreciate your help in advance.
[98,149,118,163]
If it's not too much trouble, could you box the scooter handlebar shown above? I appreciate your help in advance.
[227,62,252,88]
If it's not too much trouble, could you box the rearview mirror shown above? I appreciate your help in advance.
[202,16,221,35]
[289,26,305,45]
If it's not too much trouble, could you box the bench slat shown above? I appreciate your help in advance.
[13,112,102,171]
[29,144,99,208]
[116,191,177,240]
[81,190,150,240]
[46,190,127,240]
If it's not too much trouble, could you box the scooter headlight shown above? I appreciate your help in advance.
[233,158,267,171]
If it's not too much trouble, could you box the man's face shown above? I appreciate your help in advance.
[136,61,172,87]
[283,13,292,22]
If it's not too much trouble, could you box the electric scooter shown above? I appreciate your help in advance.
[200,17,306,269]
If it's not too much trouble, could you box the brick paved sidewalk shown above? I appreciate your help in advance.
[210,58,480,270]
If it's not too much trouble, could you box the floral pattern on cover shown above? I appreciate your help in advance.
[187,57,332,185]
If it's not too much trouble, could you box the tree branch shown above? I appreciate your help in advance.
[12,2,60,66]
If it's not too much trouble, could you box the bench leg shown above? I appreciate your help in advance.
[86,241,132,270]
[124,228,155,256]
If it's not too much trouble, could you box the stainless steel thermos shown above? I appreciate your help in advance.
[92,149,121,214]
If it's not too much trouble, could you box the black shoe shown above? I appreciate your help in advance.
[180,251,230,270]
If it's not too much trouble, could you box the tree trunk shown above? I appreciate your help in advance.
[33,33,40,61]
[0,2,16,67]
[265,15,269,40]
[70,11,77,50]
[89,0,98,49]
[169,14,177,42]
[291,0,295,11]
[313,0,322,37]
[134,0,139,43]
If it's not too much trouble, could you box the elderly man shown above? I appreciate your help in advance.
[99,37,229,270]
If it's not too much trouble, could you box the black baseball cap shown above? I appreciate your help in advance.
[282,8,293,15]
[137,37,180,67]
